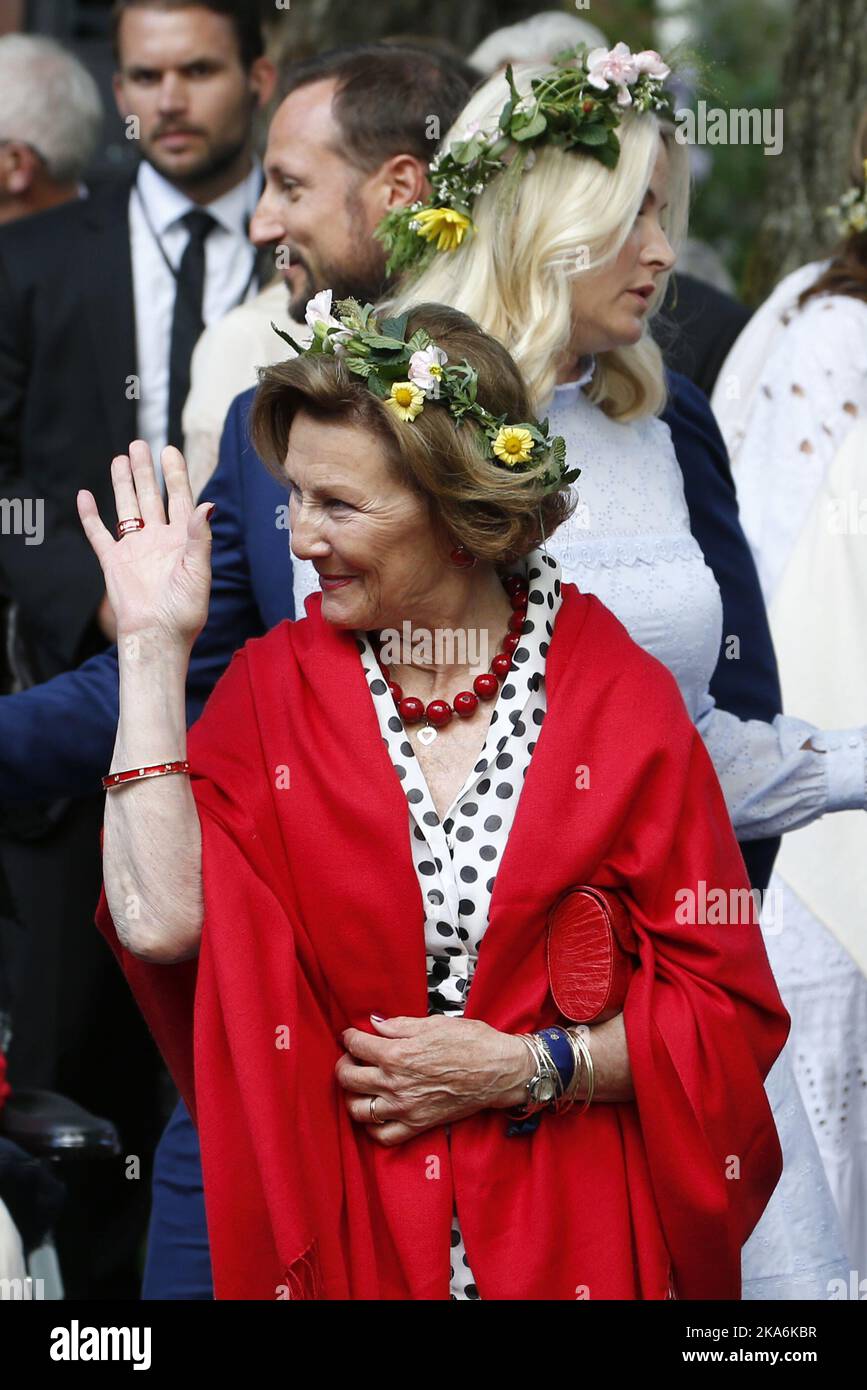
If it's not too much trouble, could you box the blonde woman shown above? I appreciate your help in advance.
[289,45,859,1297]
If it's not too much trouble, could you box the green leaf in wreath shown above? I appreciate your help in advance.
[576,124,609,145]
[377,312,410,342]
[512,109,547,142]
[591,139,620,170]
[270,322,306,355]
[366,372,389,399]
[504,64,521,107]
[363,333,408,350]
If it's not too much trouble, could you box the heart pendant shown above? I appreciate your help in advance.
[417,726,437,745]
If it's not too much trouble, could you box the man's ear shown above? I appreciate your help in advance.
[249,57,278,110]
[377,154,430,214]
[3,144,39,196]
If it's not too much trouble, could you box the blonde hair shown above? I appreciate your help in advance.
[388,63,691,421]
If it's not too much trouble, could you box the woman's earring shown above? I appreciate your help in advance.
[450,544,477,569]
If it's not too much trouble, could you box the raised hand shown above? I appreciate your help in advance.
[77,440,214,651]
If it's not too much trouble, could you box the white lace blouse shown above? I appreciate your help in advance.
[292,364,867,840]
[713,260,867,602]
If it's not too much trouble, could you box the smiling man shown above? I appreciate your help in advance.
[253,71,434,317]
[182,43,481,491]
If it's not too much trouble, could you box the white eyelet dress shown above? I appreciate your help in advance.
[354,547,563,1300]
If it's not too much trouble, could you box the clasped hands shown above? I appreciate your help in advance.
[335,1013,535,1147]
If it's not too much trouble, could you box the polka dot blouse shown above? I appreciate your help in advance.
[354,546,563,1301]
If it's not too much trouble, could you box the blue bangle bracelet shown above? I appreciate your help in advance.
[536,1026,576,1094]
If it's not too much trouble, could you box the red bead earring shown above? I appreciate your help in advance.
[450,545,477,569]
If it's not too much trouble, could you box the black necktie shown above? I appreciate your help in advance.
[167,209,217,450]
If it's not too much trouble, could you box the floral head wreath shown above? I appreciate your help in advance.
[271,291,578,494]
[824,158,867,238]
[376,41,674,277]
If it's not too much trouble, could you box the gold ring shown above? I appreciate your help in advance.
[369,1095,385,1125]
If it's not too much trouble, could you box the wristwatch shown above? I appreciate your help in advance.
[527,1066,557,1108]
[515,1034,557,1113]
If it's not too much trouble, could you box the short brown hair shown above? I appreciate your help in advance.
[111,0,265,69]
[249,303,576,565]
[277,44,479,175]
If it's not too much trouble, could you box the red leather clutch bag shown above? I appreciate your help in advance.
[546,886,638,1024]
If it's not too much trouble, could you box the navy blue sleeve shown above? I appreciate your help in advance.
[663,369,783,891]
[180,392,266,714]
[0,394,265,803]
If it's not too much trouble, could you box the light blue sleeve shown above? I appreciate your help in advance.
[694,688,866,840]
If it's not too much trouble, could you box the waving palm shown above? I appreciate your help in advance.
[77,441,214,647]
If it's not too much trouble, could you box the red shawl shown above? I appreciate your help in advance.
[95,586,789,1300]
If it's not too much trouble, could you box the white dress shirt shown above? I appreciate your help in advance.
[128,158,261,486]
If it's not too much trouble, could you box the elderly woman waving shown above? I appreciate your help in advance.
[81,299,788,1301]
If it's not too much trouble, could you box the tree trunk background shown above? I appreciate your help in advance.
[746,0,867,304]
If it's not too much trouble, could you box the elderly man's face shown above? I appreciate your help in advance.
[283,411,448,631]
[250,79,394,321]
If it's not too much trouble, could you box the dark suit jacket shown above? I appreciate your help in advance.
[666,371,781,892]
[0,373,781,892]
[0,176,139,680]
[0,171,269,684]
[653,271,752,399]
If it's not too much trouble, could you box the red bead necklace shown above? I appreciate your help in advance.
[373,573,529,742]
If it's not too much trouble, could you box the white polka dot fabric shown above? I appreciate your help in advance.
[355,547,563,1299]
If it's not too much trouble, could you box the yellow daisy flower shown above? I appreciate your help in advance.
[413,207,473,253]
[385,381,425,422]
[492,425,535,466]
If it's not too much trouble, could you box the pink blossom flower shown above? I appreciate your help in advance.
[408,344,449,397]
[633,50,671,81]
[586,42,642,107]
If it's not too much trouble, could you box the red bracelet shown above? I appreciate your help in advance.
[102,760,190,791]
